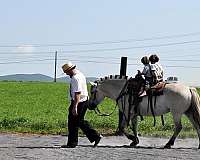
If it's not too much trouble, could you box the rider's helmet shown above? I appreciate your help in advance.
[149,54,159,63]
[141,56,149,64]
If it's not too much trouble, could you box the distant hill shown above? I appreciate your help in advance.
[0,74,97,82]
[0,74,52,82]
[56,76,70,82]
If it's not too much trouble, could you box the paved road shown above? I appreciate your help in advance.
[0,134,200,160]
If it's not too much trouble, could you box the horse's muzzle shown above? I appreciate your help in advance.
[87,101,97,110]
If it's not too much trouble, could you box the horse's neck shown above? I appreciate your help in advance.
[100,79,127,100]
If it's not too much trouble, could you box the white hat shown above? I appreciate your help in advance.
[62,62,76,72]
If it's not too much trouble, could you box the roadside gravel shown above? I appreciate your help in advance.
[0,134,199,160]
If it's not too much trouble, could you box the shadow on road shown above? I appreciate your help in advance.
[0,145,197,150]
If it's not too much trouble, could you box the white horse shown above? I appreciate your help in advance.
[89,75,200,149]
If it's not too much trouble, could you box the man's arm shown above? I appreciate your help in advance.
[72,92,81,116]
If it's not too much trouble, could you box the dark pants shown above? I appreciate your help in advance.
[67,100,100,146]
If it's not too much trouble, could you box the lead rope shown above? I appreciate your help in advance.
[94,103,117,116]
[94,80,129,117]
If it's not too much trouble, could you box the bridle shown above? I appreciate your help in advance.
[90,83,117,116]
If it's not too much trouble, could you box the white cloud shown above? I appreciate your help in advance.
[14,45,35,55]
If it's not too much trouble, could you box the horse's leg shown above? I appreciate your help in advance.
[164,114,182,149]
[115,110,126,136]
[121,115,139,147]
[129,115,139,146]
[185,111,200,149]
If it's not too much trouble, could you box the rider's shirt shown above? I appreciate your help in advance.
[150,63,164,82]
[142,64,152,78]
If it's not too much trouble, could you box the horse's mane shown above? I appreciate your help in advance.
[94,75,128,84]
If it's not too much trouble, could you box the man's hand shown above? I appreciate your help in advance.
[72,92,81,116]
[72,105,78,116]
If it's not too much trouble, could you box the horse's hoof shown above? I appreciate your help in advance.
[130,141,138,147]
[164,144,171,149]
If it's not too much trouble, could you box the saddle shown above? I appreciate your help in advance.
[150,81,166,96]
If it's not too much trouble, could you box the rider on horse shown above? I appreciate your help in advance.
[149,54,164,85]
[138,54,164,90]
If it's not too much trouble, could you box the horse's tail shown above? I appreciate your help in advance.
[189,88,200,126]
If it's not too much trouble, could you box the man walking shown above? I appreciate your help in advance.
[61,62,101,148]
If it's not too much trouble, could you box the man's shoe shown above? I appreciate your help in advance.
[61,144,76,148]
[93,135,102,147]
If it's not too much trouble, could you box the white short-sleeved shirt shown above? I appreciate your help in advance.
[150,63,164,81]
[70,70,88,102]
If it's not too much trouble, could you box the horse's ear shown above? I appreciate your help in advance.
[89,81,97,86]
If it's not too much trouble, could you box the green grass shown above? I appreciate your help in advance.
[0,81,68,134]
[0,81,199,138]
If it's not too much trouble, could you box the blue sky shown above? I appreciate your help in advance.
[0,0,200,85]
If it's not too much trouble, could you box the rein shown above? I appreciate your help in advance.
[94,103,118,116]
[116,77,145,127]
[116,79,135,127]
[92,79,129,117]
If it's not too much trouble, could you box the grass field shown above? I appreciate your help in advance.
[0,81,199,138]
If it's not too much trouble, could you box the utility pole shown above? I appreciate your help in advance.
[116,56,127,135]
[54,51,57,82]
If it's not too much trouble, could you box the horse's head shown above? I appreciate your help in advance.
[88,81,106,110]
[88,75,128,110]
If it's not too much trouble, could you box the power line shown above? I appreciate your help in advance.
[0,58,53,64]
[1,55,200,63]
[2,46,200,59]
[59,56,200,62]
[58,55,120,60]
[0,32,200,47]
[169,53,200,58]
[0,55,54,60]
[59,40,200,52]
[0,58,120,65]
[156,47,200,58]
[1,58,200,69]
[1,39,200,55]
[0,51,54,55]
[0,54,123,61]
[164,65,200,68]
[162,59,200,62]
